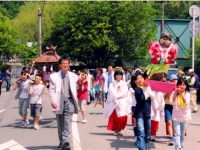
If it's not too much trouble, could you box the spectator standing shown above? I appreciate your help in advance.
[124,68,131,82]
[83,68,92,105]
[103,65,115,100]
[132,65,142,76]
[5,67,12,91]
[0,70,5,95]
[187,69,199,113]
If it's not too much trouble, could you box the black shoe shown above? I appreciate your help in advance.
[87,102,91,105]
[61,142,70,150]
[58,143,62,149]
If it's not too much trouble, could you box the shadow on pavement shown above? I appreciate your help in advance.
[188,123,200,126]
[96,125,107,128]
[90,132,115,136]
[39,118,56,125]
[25,146,58,150]
[89,112,103,115]
[0,118,56,129]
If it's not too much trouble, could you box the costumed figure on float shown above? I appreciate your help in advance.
[146,32,179,141]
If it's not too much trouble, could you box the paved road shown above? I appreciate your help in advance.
[0,88,199,150]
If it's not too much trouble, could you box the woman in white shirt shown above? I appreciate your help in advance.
[104,69,130,136]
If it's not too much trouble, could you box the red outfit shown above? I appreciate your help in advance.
[150,120,159,136]
[148,41,178,64]
[107,109,127,131]
[96,73,104,85]
[77,81,88,100]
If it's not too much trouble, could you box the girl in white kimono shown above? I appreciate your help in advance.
[104,69,130,136]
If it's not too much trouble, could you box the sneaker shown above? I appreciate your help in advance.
[192,110,198,113]
[82,118,87,123]
[168,138,174,146]
[20,120,26,128]
[34,124,40,130]
[87,102,91,105]
[151,137,156,142]
[25,119,29,125]
[168,141,174,146]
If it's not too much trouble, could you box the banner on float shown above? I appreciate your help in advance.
[147,80,176,94]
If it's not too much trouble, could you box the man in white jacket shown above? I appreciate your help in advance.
[49,56,78,150]
[103,65,115,101]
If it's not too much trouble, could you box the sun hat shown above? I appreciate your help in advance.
[188,69,194,73]
[169,74,178,81]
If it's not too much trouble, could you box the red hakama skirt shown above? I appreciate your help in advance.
[107,109,127,131]
[150,120,159,136]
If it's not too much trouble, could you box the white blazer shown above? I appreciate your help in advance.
[49,71,78,114]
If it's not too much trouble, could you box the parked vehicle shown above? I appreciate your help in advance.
[167,68,179,80]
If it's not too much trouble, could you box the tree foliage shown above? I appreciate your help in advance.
[0,1,25,19]
[0,12,21,62]
[11,2,67,45]
[152,1,200,19]
[46,1,157,66]
[0,12,35,66]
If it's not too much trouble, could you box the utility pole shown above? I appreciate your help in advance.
[38,8,42,56]
[162,2,164,32]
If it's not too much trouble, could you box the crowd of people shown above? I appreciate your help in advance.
[71,63,199,150]
[0,55,199,150]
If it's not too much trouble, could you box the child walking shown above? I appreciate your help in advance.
[29,75,47,130]
[13,70,32,128]
[170,77,191,150]
[164,74,178,146]
[77,71,88,123]
[132,71,155,150]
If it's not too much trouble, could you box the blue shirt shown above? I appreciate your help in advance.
[108,72,112,88]
[0,72,5,80]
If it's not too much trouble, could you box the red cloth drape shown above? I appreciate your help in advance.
[107,109,127,131]
[150,120,159,136]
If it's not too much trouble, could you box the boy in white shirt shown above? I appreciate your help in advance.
[29,75,47,130]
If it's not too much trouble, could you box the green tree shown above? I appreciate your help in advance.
[18,43,38,66]
[0,12,23,63]
[11,1,67,47]
[152,1,200,19]
[0,1,25,19]
[46,1,157,66]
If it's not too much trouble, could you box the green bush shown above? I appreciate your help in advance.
[0,63,10,73]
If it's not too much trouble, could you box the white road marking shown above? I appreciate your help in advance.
[72,114,82,150]
[0,109,5,114]
[0,140,27,150]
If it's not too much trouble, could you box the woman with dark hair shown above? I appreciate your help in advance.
[131,71,155,150]
[104,69,130,136]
